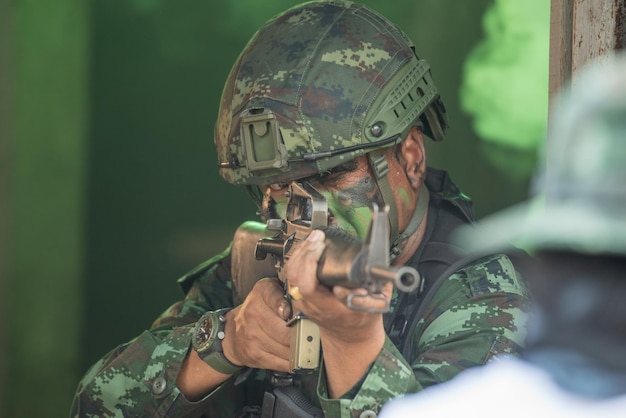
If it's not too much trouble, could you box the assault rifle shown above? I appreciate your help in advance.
[230,181,421,376]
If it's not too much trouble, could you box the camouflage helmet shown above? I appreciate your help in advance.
[216,0,447,186]
[455,53,626,257]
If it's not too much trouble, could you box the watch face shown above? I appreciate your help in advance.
[193,315,215,353]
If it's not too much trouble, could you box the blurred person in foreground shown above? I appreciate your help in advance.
[379,53,626,417]
[71,2,530,417]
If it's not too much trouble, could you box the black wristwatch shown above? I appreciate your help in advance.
[191,308,243,375]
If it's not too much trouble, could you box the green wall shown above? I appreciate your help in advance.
[3,0,89,417]
[0,0,11,413]
[2,1,548,417]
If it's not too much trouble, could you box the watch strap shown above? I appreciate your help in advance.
[206,350,243,375]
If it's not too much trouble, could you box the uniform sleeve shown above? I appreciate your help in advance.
[316,253,530,417]
[70,248,237,418]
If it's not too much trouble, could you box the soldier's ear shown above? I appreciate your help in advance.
[401,126,426,189]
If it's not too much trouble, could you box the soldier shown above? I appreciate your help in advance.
[71,2,529,417]
[379,54,626,417]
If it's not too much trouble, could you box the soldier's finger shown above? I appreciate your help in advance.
[290,230,326,294]
[254,277,287,309]
[333,286,390,312]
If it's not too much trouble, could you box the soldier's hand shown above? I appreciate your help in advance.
[285,229,388,398]
[222,277,291,372]
[285,229,389,345]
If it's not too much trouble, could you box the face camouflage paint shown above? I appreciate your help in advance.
[261,157,385,240]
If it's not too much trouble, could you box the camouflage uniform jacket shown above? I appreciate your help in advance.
[71,169,530,417]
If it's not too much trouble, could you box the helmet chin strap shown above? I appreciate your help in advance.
[368,149,429,262]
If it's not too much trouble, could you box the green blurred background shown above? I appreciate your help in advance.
[0,0,549,416]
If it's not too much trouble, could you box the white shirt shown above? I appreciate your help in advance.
[378,357,626,417]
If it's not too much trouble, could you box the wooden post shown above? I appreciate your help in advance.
[548,0,574,112]
[550,0,626,108]
[7,1,90,416]
[572,0,626,73]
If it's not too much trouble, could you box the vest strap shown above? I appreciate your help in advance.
[368,149,429,262]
